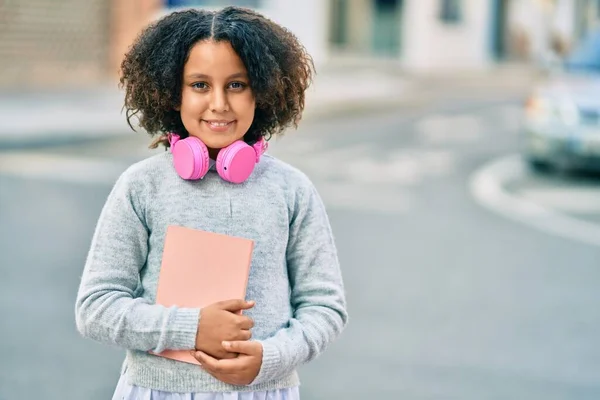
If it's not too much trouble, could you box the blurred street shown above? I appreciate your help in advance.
[1,87,600,399]
[3,1,600,399]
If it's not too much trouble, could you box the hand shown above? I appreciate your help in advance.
[192,340,263,386]
[196,299,255,360]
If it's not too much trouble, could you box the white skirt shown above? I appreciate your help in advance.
[111,374,301,400]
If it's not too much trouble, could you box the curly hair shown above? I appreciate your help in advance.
[120,6,314,149]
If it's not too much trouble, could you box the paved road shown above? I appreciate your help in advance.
[509,169,600,225]
[1,99,599,400]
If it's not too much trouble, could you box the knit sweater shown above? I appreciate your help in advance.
[74,151,348,393]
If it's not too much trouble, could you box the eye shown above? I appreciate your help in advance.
[192,82,208,90]
[228,81,247,90]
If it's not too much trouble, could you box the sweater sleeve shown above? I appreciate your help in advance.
[251,180,348,385]
[74,171,200,353]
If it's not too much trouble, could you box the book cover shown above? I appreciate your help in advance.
[153,225,254,365]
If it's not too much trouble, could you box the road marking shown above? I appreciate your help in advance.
[275,144,456,186]
[316,181,413,214]
[492,104,522,134]
[0,149,417,214]
[0,152,126,185]
[415,105,522,145]
[469,154,600,247]
[416,113,483,144]
[0,140,455,216]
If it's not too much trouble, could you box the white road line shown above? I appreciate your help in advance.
[276,146,456,186]
[416,113,483,144]
[0,152,127,185]
[492,104,522,134]
[1,142,453,216]
[316,181,413,214]
[469,154,600,247]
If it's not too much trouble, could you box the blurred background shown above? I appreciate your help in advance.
[1,0,600,399]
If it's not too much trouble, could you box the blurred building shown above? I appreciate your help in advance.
[0,0,162,89]
[0,0,599,89]
[330,0,600,70]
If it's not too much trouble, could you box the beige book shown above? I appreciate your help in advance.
[153,225,254,365]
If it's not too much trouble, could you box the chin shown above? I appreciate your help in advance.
[208,140,237,150]
[192,134,237,149]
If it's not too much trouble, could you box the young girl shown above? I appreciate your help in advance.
[75,6,348,400]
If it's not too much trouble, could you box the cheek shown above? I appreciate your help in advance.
[233,96,256,123]
[180,91,207,117]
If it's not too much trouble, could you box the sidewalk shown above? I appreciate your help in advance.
[0,61,538,149]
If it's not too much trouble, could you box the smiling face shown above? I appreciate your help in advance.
[179,40,255,158]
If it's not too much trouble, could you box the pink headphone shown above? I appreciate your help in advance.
[168,133,267,184]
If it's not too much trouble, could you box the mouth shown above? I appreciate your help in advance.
[203,119,235,132]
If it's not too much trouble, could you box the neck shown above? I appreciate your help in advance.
[207,147,219,160]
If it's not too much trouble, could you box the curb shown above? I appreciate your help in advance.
[469,154,600,247]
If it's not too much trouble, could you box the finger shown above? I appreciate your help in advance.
[196,350,245,374]
[236,316,254,330]
[236,329,252,341]
[190,350,208,365]
[219,351,241,360]
[190,350,202,365]
[217,299,255,312]
[222,340,262,356]
[193,350,220,371]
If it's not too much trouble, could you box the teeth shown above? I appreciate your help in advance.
[208,121,229,127]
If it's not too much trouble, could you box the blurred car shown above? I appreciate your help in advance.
[523,30,600,172]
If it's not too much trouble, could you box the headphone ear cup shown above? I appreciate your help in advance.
[252,138,268,162]
[216,141,257,183]
[172,136,210,180]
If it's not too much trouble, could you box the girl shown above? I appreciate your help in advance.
[75,6,348,400]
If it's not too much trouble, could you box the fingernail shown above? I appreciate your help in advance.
[222,341,230,348]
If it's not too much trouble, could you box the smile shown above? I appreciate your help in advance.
[203,120,235,132]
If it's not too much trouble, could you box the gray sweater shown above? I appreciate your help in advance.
[75,151,348,393]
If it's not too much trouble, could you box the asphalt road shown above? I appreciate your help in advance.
[1,99,599,400]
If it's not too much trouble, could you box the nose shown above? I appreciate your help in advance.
[209,88,229,113]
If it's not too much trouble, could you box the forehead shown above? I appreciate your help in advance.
[184,40,246,75]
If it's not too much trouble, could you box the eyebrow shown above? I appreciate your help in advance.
[186,72,248,80]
